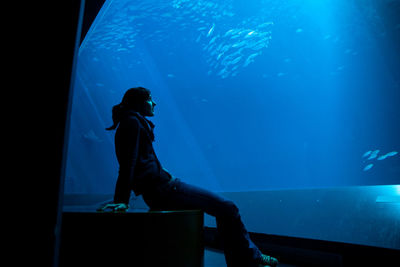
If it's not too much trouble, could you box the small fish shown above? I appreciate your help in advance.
[246,31,255,36]
[243,53,259,67]
[216,52,225,60]
[385,151,398,157]
[367,150,380,160]
[362,150,372,158]
[82,130,102,143]
[363,164,374,171]
[377,155,387,160]
[195,34,202,43]
[259,21,274,27]
[207,23,215,37]
[224,29,235,37]
[209,36,218,44]
[232,41,247,48]
[378,151,398,160]
[230,56,242,65]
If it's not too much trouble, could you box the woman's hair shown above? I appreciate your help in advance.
[106,87,151,130]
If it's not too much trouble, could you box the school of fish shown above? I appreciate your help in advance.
[82,0,274,79]
[362,149,398,171]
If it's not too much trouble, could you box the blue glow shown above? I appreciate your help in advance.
[65,0,400,194]
[396,185,400,195]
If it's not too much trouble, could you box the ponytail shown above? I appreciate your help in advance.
[105,103,124,130]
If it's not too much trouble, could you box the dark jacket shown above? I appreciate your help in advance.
[113,109,171,204]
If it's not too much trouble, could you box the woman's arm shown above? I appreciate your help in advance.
[113,117,141,204]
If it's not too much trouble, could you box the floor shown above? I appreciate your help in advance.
[204,248,297,267]
[204,248,227,267]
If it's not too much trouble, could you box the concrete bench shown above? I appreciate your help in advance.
[59,208,204,267]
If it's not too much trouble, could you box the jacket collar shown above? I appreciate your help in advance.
[123,109,155,142]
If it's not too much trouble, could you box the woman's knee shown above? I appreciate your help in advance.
[221,200,240,218]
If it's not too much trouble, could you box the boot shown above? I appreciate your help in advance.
[256,254,278,267]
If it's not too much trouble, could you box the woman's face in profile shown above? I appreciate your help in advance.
[142,95,157,117]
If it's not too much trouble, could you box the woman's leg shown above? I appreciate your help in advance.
[142,179,263,266]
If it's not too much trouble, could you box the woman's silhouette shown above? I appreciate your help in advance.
[103,87,278,267]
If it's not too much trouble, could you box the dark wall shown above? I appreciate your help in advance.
[80,0,106,44]
[26,1,85,266]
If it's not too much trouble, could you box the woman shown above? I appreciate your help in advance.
[103,87,278,267]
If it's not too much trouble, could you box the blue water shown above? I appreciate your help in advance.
[65,0,400,194]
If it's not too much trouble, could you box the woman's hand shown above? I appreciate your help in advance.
[97,203,129,212]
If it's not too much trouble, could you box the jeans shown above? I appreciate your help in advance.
[141,178,262,267]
